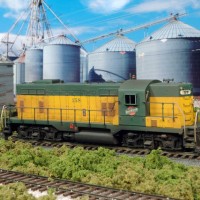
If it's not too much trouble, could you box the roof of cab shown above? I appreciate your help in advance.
[119,79,161,92]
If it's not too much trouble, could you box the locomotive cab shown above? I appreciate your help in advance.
[118,79,200,151]
[118,79,160,127]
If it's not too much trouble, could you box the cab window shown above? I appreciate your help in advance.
[125,95,137,105]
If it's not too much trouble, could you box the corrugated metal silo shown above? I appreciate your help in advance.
[25,48,43,82]
[136,19,200,94]
[13,54,25,95]
[43,35,80,82]
[80,48,88,83]
[88,35,136,82]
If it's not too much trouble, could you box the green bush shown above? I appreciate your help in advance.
[0,182,56,200]
[0,139,200,199]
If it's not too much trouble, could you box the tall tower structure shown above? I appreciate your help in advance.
[26,0,52,47]
[0,0,54,55]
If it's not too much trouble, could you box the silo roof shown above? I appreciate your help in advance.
[80,48,88,56]
[50,35,79,46]
[30,46,43,50]
[142,20,200,42]
[93,35,136,53]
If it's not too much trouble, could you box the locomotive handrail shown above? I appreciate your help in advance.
[147,101,175,120]
[174,102,186,137]
[0,105,7,130]
[147,101,186,135]
[16,106,114,126]
[194,110,200,143]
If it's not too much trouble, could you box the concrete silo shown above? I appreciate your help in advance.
[43,35,80,82]
[88,35,136,82]
[80,48,88,83]
[25,47,43,82]
[136,19,200,94]
[13,54,25,96]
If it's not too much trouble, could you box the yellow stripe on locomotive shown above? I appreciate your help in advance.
[146,96,194,129]
[17,95,119,125]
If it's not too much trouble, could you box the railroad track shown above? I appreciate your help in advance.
[0,169,173,200]
[11,137,200,161]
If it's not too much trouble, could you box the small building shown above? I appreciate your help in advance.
[0,55,14,106]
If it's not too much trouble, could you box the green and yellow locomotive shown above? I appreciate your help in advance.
[2,79,200,151]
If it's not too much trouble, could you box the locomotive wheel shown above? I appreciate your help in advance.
[123,132,182,151]
[40,130,46,140]
[122,133,144,148]
[54,131,63,141]
[29,127,39,140]
[27,127,45,141]
[17,127,29,139]
[154,139,163,149]
[44,127,59,141]
[154,134,183,151]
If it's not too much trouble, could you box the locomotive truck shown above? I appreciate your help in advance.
[2,79,200,151]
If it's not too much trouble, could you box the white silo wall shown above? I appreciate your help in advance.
[25,48,43,82]
[88,35,136,82]
[13,62,25,95]
[136,20,200,95]
[43,44,80,82]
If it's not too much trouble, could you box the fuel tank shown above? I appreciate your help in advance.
[74,131,119,145]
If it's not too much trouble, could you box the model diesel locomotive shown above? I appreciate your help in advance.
[2,79,200,151]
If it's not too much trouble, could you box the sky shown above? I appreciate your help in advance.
[0,0,200,54]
